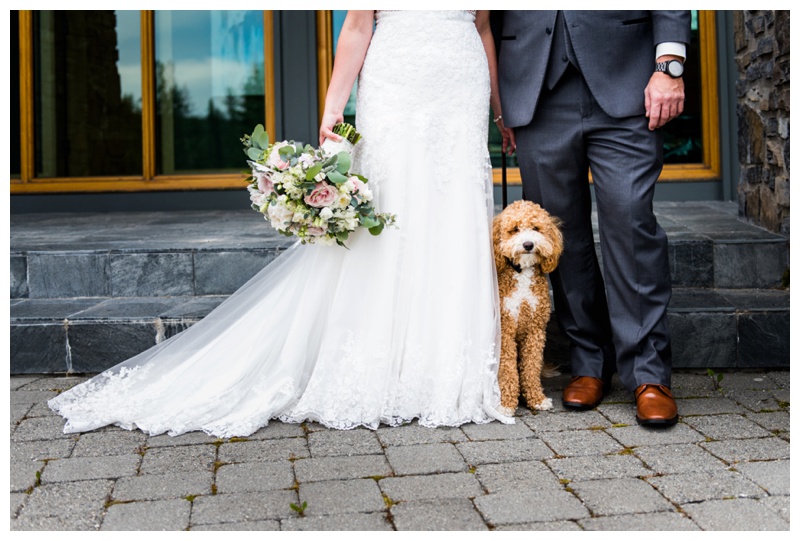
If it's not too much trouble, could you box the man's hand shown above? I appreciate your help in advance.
[644,56,685,131]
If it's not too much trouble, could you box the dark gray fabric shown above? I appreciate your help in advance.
[498,10,692,127]
[497,10,690,391]
[545,11,575,90]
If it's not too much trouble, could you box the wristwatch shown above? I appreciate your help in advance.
[655,59,684,78]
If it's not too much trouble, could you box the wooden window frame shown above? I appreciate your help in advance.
[315,10,721,186]
[12,10,276,194]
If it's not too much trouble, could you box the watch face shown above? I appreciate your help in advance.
[667,61,684,77]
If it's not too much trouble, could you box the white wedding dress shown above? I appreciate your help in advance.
[49,10,513,437]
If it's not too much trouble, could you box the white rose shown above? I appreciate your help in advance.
[336,192,352,209]
[319,207,334,221]
[341,179,356,194]
[267,202,294,230]
[248,186,266,206]
[358,186,373,202]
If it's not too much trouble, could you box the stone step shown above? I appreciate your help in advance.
[10,288,789,375]
[9,203,790,300]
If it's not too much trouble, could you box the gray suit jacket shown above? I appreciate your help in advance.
[497,10,692,128]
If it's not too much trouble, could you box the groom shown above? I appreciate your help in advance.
[495,11,691,426]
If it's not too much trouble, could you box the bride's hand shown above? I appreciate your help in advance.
[497,118,516,155]
[319,110,344,146]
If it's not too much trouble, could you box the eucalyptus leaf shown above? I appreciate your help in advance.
[305,163,322,180]
[360,215,380,229]
[247,147,263,161]
[368,222,385,236]
[327,170,348,185]
[252,124,265,139]
[336,152,351,174]
[256,130,269,149]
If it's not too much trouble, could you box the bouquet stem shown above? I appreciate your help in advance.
[331,123,362,146]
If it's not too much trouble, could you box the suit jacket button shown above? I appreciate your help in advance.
[546,27,552,34]
[562,55,568,62]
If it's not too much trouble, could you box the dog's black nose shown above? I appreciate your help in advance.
[523,241,534,251]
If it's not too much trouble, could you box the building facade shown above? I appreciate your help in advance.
[9,10,789,228]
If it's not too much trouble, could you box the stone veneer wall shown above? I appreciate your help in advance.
[735,10,790,235]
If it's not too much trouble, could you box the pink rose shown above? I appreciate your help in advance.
[304,183,338,208]
[307,226,326,236]
[349,176,367,194]
[254,171,274,194]
[268,144,291,170]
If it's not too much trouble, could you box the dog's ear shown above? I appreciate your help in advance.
[492,214,507,272]
[540,215,564,274]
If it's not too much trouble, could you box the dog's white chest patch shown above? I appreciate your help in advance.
[503,268,539,320]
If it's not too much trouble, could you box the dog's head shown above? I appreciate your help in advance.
[493,200,563,274]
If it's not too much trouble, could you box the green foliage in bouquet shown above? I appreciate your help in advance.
[240,124,271,162]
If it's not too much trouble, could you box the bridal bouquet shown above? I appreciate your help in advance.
[241,123,396,247]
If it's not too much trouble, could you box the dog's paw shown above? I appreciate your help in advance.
[533,397,554,411]
[498,405,517,417]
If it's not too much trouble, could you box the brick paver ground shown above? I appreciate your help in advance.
[9,370,790,531]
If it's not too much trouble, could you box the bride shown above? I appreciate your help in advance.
[49,10,516,437]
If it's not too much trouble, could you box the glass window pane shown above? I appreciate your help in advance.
[155,10,266,175]
[662,10,702,164]
[11,11,20,178]
[33,11,142,178]
[332,10,357,127]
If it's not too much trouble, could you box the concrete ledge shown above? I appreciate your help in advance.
[10,287,790,374]
[10,203,789,300]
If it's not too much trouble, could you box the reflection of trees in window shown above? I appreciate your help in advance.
[34,10,142,177]
[156,60,265,174]
[662,10,702,164]
[11,11,20,177]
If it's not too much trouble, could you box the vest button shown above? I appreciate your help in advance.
[546,27,552,35]
[562,55,568,62]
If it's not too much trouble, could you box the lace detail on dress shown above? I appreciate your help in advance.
[358,10,490,195]
[280,332,503,430]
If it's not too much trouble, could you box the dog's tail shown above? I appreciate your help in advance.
[541,363,561,378]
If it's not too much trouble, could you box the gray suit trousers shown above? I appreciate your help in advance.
[515,67,672,391]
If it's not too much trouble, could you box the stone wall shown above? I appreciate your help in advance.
[735,11,790,235]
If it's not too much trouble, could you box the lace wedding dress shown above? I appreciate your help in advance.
[49,10,512,437]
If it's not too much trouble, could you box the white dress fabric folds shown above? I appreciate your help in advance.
[49,10,513,437]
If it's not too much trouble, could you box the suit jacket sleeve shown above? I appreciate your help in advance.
[651,11,692,46]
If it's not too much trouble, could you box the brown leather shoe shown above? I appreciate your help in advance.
[635,384,678,427]
[562,376,605,410]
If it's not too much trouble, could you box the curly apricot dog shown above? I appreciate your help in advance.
[493,200,563,415]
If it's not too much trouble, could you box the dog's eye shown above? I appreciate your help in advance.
[533,226,539,232]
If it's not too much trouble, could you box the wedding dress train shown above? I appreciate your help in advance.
[49,10,513,437]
